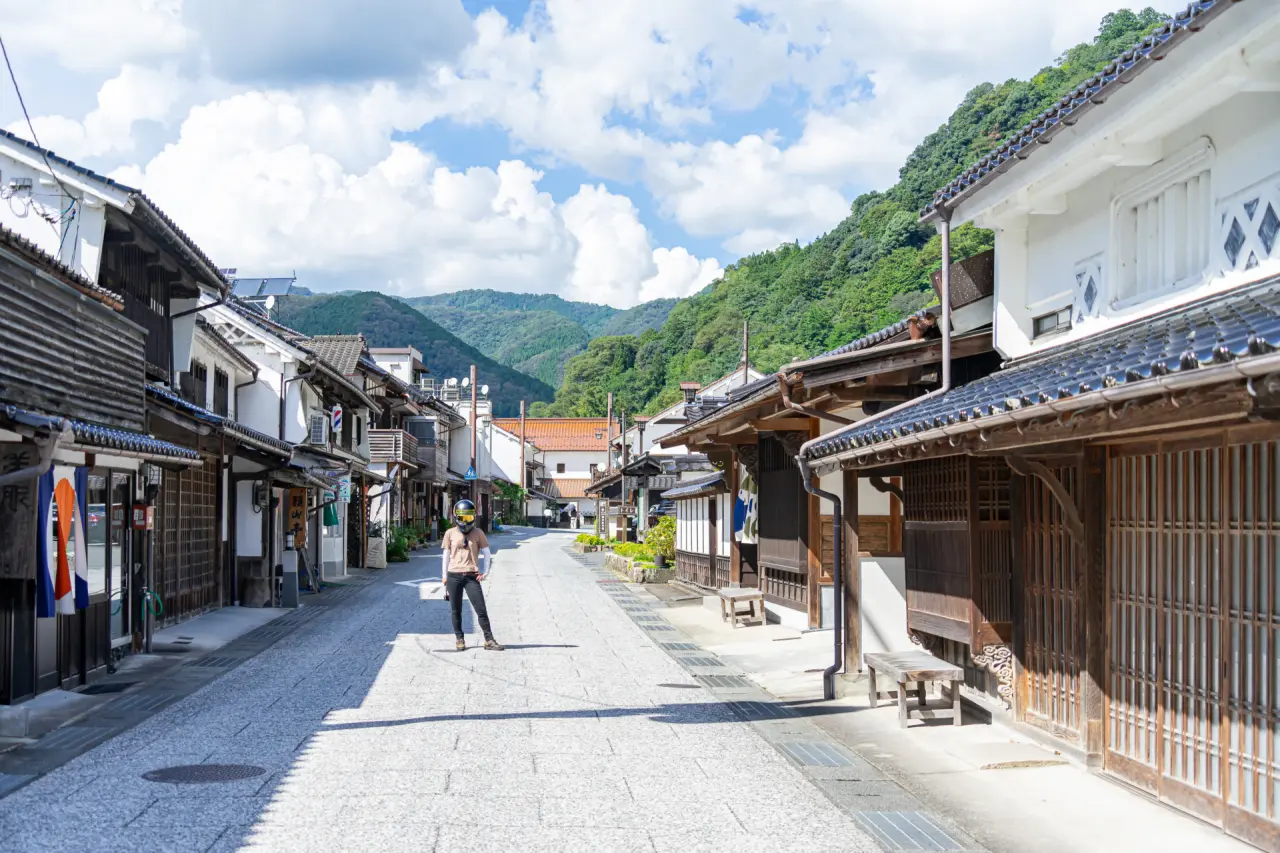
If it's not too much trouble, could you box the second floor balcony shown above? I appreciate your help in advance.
[369,428,419,467]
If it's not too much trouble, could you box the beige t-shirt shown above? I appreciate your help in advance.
[443,527,489,574]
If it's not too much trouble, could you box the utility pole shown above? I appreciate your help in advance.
[742,320,750,385]
[605,392,614,473]
[519,400,527,522]
[469,364,477,506]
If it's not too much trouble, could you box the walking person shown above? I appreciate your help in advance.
[441,499,504,651]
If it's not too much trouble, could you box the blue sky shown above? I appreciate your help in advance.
[0,0,1190,307]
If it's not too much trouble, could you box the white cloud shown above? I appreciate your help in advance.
[109,91,716,308]
[9,65,188,160]
[0,0,190,72]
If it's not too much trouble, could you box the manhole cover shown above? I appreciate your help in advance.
[143,764,266,784]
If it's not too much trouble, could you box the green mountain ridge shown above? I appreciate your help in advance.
[528,7,1168,418]
[277,292,555,418]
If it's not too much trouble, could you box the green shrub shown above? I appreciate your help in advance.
[387,529,410,563]
[613,542,654,562]
[643,516,676,559]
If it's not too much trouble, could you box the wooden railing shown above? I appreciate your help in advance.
[369,429,419,465]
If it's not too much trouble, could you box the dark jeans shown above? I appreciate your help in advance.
[445,572,494,640]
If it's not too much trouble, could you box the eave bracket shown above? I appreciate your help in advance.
[1006,456,1084,542]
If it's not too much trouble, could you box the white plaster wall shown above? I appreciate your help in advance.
[236,480,262,557]
[860,556,911,661]
[997,90,1280,359]
[543,450,605,479]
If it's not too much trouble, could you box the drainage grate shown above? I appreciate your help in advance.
[640,624,675,632]
[854,812,963,851]
[726,700,797,720]
[596,579,625,584]
[697,675,753,690]
[679,656,723,668]
[142,764,267,785]
[80,681,138,695]
[661,642,698,651]
[245,627,289,641]
[30,726,111,752]
[657,683,700,689]
[188,656,240,668]
[107,692,176,715]
[779,741,856,767]
[632,615,664,623]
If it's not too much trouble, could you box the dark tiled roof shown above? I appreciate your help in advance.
[805,275,1280,461]
[664,472,726,500]
[0,129,228,294]
[0,224,122,310]
[146,384,292,457]
[1,403,200,461]
[923,0,1238,220]
[225,298,310,345]
[815,308,936,359]
[309,335,367,376]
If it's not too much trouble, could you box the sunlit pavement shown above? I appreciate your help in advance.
[0,530,879,853]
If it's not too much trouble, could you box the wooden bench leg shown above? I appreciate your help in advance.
[952,679,962,726]
[868,667,877,708]
[918,681,926,708]
[897,680,908,728]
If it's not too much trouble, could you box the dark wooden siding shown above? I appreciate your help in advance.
[904,457,971,642]
[99,242,171,379]
[155,461,220,625]
[758,435,808,611]
[0,248,145,429]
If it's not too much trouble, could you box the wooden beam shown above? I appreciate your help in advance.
[803,333,992,390]
[1080,445,1107,764]
[1006,456,1084,542]
[706,434,757,445]
[749,417,811,431]
[842,469,860,674]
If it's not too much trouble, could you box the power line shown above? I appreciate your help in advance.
[0,32,79,227]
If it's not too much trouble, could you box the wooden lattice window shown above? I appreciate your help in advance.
[213,369,229,416]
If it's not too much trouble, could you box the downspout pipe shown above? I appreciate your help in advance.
[796,204,955,470]
[280,362,318,441]
[798,454,843,701]
[794,205,953,699]
[0,420,73,487]
[777,373,855,425]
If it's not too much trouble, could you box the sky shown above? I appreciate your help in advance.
[0,1,1189,308]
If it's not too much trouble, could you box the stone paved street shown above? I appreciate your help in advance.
[0,530,880,853]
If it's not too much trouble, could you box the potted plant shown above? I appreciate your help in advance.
[645,516,675,568]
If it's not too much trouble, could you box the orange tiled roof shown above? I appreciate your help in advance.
[543,478,594,499]
[491,417,611,451]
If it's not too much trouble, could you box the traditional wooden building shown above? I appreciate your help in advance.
[0,226,205,702]
[803,3,1280,845]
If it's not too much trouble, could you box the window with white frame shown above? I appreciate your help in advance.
[1111,139,1213,306]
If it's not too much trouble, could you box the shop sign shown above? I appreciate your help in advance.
[288,488,308,548]
[0,444,37,578]
[337,477,352,502]
[132,503,154,530]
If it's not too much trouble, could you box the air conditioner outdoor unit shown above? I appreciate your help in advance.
[308,413,329,445]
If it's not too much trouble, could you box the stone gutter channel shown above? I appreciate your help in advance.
[0,573,378,801]
[570,548,988,853]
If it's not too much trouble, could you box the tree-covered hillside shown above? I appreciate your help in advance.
[408,291,677,388]
[530,8,1167,418]
[278,292,555,418]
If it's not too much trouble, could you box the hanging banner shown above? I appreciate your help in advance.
[36,465,89,617]
[733,462,758,545]
[337,476,352,502]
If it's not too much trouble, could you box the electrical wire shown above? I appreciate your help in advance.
[0,32,80,232]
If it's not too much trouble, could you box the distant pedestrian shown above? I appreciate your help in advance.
[440,499,503,652]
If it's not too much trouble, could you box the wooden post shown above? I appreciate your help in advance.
[843,469,861,674]
[1010,470,1028,720]
[708,493,718,588]
[806,417,822,629]
[729,450,741,586]
[1081,445,1107,763]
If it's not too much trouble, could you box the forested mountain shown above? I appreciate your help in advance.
[405,291,677,387]
[277,292,555,418]
[529,8,1168,418]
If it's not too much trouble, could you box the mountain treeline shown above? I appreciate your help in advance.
[529,8,1168,418]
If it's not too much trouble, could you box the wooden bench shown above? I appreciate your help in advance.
[717,588,765,628]
[864,650,964,728]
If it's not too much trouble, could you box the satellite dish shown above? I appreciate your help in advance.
[480,384,489,395]
[461,377,470,388]
[445,378,458,387]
